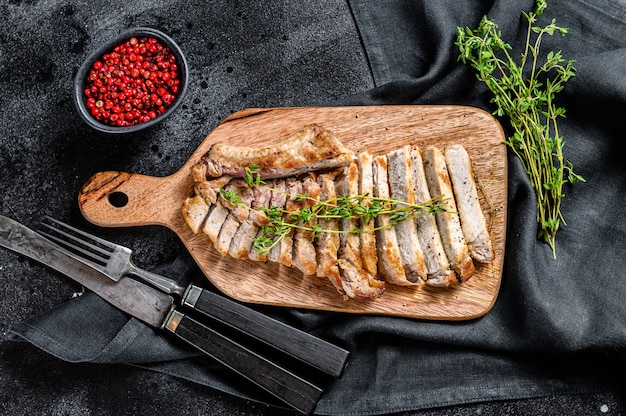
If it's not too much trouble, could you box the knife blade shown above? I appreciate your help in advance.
[0,215,323,414]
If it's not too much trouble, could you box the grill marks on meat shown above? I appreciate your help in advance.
[182,125,494,300]
[198,124,355,179]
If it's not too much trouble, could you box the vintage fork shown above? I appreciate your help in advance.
[40,217,186,296]
[38,216,349,378]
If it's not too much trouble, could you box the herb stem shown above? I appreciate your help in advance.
[221,171,448,255]
[455,0,584,257]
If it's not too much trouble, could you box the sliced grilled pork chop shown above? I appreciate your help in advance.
[423,146,475,282]
[228,181,272,260]
[444,144,494,263]
[410,147,456,287]
[203,200,230,243]
[182,123,493,301]
[193,175,234,205]
[292,175,320,275]
[357,151,378,278]
[336,161,385,299]
[228,219,259,259]
[269,176,302,267]
[372,155,412,286]
[247,185,275,262]
[181,195,210,234]
[315,172,344,297]
[198,124,355,179]
[215,213,240,255]
[267,179,288,263]
[387,146,427,284]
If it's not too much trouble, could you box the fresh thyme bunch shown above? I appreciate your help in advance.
[455,0,584,257]
[220,165,447,255]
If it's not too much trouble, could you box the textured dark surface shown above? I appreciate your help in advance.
[0,1,625,415]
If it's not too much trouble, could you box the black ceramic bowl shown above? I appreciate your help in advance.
[74,27,189,134]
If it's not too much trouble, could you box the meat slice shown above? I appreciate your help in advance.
[267,176,302,267]
[267,179,288,263]
[315,172,344,297]
[336,161,385,298]
[444,144,494,263]
[194,175,233,205]
[181,195,210,234]
[357,151,378,278]
[197,124,355,179]
[204,180,252,252]
[410,147,456,287]
[182,174,233,235]
[228,182,272,260]
[387,146,427,284]
[243,185,271,226]
[215,213,240,255]
[423,146,475,282]
[372,155,413,286]
[247,186,274,262]
[228,219,258,259]
[223,179,255,222]
[202,200,230,243]
[292,175,320,275]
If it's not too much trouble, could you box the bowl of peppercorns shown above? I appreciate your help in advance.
[74,27,189,133]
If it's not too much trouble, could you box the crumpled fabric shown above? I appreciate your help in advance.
[7,0,626,415]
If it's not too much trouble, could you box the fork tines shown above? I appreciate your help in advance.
[39,216,113,266]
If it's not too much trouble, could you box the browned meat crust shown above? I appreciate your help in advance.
[198,124,354,179]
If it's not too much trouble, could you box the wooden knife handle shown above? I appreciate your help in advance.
[164,308,322,415]
[182,285,350,377]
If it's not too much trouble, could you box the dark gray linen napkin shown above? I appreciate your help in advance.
[7,0,626,415]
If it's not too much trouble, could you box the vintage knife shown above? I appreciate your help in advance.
[38,216,350,378]
[0,215,323,414]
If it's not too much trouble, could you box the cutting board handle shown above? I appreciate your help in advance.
[78,169,192,230]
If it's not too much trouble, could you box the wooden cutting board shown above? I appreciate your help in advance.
[79,105,507,320]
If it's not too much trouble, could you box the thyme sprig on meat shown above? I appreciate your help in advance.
[455,0,584,258]
[219,165,447,255]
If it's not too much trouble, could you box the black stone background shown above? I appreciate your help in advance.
[0,1,624,415]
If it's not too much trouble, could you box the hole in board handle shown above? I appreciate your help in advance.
[108,192,129,208]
